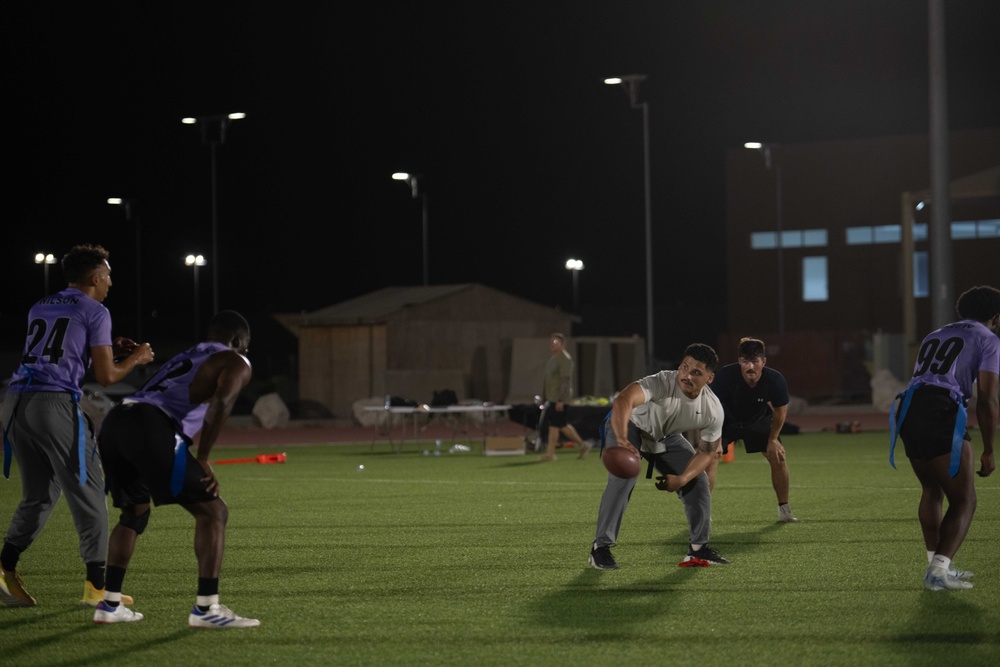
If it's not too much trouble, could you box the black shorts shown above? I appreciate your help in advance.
[897,385,970,460]
[98,402,217,507]
[541,402,569,428]
[722,416,776,454]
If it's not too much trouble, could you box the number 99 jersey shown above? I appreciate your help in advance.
[908,319,1000,404]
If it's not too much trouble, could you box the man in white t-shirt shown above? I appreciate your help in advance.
[588,343,728,570]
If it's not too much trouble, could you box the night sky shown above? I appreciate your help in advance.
[5,2,1000,368]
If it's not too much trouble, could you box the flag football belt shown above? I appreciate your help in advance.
[889,383,966,478]
[3,369,91,486]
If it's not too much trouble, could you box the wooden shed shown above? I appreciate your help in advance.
[274,284,578,419]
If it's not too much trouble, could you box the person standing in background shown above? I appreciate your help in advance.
[539,333,589,461]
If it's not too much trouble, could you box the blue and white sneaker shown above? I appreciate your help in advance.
[924,567,973,591]
[93,600,144,623]
[189,603,261,628]
[949,566,973,580]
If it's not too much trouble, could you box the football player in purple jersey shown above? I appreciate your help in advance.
[1,244,154,608]
[891,285,1000,591]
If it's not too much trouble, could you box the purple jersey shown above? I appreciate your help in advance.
[7,288,113,395]
[130,341,231,439]
[907,319,1000,404]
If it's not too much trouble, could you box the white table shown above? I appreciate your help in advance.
[363,404,512,453]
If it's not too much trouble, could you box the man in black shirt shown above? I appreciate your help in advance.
[709,337,799,523]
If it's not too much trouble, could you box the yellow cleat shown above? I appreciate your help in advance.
[1,568,37,607]
[80,580,134,608]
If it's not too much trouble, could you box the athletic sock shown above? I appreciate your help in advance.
[930,554,951,573]
[196,595,219,612]
[86,561,106,590]
[1,542,22,572]
[927,551,935,565]
[196,578,220,612]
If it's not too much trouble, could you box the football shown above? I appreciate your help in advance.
[602,445,641,479]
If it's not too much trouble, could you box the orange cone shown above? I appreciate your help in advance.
[721,442,735,463]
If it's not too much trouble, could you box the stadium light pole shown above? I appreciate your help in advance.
[181,112,246,314]
[185,254,207,340]
[107,197,142,340]
[604,75,654,367]
[392,172,429,286]
[34,252,56,295]
[565,258,584,311]
[744,142,785,334]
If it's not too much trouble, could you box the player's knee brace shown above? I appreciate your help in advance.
[119,509,151,535]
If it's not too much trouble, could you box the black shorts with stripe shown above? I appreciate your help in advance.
[897,385,970,460]
[98,402,217,507]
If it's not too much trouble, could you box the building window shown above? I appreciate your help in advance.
[951,221,977,239]
[751,231,777,249]
[977,218,1000,237]
[846,227,873,245]
[802,229,828,247]
[802,256,828,302]
[873,225,901,243]
[781,230,803,248]
[914,251,928,297]
[846,220,996,245]
[751,229,828,249]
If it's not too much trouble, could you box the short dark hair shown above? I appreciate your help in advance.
[683,343,719,372]
[737,337,766,359]
[551,332,565,342]
[956,286,1000,323]
[208,310,250,338]
[61,244,109,284]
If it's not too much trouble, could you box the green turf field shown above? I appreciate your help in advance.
[1,431,997,666]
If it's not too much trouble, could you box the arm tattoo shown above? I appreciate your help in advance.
[696,438,718,454]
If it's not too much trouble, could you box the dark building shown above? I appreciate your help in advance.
[723,128,999,401]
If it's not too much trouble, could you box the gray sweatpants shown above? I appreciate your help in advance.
[2,392,109,564]
[593,423,712,548]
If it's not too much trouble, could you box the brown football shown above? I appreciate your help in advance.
[601,445,641,479]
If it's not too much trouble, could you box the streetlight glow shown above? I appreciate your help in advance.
[34,252,56,295]
[605,72,654,368]
[182,111,246,314]
[744,140,783,331]
[565,258,584,311]
[185,254,206,339]
[392,172,429,285]
[108,196,142,339]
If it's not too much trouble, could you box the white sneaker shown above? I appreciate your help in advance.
[948,566,973,580]
[188,603,261,628]
[924,567,973,591]
[93,601,144,623]
[778,504,799,523]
